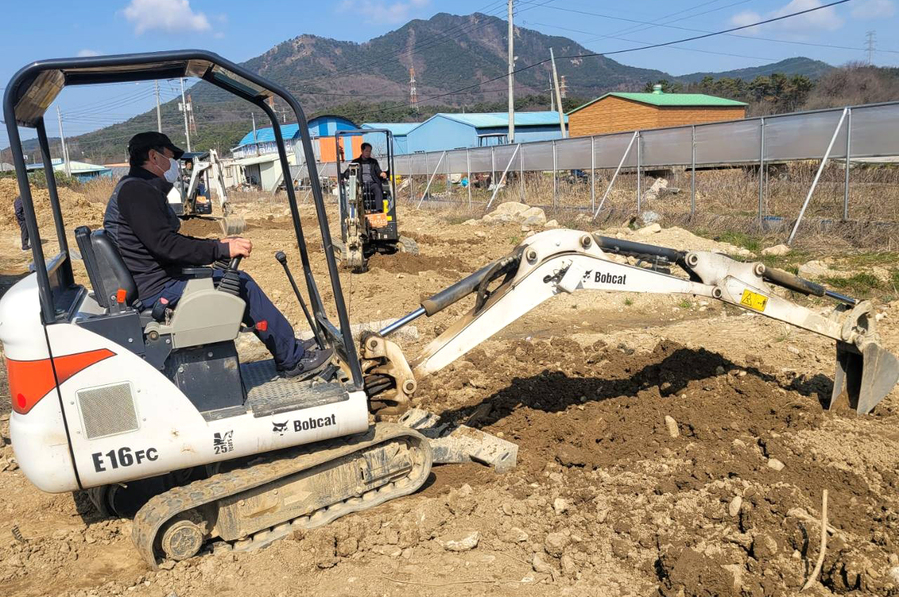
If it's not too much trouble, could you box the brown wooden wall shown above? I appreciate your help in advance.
[568,96,746,137]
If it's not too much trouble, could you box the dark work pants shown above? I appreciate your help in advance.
[362,181,384,213]
[143,270,305,370]
[16,216,28,249]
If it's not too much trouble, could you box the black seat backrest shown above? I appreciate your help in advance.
[74,226,137,310]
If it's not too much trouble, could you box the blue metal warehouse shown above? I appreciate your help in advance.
[404,111,567,154]
[233,114,358,158]
[361,122,419,156]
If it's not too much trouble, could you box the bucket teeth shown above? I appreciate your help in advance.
[831,342,899,414]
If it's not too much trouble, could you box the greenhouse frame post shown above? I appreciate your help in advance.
[519,145,524,203]
[690,126,696,218]
[787,107,849,245]
[758,118,765,226]
[636,132,642,214]
[466,148,472,208]
[843,108,852,221]
[552,139,557,207]
[590,136,596,213]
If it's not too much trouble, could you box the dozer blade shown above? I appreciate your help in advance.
[220,215,246,236]
[831,342,899,414]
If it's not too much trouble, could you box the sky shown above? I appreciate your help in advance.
[1,0,896,156]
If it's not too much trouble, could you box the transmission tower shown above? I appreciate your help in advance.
[409,65,419,112]
[865,30,876,65]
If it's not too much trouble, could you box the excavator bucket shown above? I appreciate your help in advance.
[830,342,899,414]
[220,215,246,236]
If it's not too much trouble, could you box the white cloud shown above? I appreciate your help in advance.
[730,0,843,37]
[123,0,211,34]
[851,0,896,18]
[338,0,429,25]
[77,49,102,57]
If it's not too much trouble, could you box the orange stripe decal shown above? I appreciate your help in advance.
[7,349,115,415]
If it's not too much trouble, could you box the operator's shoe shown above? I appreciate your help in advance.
[281,347,334,380]
[300,336,321,351]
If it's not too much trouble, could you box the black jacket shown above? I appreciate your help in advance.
[104,167,229,300]
[347,156,385,184]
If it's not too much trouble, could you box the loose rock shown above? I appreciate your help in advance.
[664,415,680,439]
[437,530,480,552]
[767,458,785,471]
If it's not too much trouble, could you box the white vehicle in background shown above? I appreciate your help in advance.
[167,150,244,234]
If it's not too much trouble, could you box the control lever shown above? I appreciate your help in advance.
[275,252,325,349]
[218,256,243,296]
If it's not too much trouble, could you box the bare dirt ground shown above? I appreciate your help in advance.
[2,179,899,596]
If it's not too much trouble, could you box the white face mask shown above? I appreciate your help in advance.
[163,158,180,184]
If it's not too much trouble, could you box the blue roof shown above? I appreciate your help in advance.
[424,111,567,129]
[237,124,301,148]
[362,122,420,136]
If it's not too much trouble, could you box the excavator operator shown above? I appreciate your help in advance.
[348,142,388,211]
[103,131,333,380]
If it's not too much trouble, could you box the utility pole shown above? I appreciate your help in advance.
[865,30,876,65]
[507,0,515,144]
[155,80,162,133]
[56,106,71,175]
[549,75,555,111]
[179,78,191,152]
[550,48,567,138]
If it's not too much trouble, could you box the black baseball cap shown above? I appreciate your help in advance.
[127,132,185,159]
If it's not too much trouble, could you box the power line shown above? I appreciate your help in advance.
[536,1,899,56]
[402,0,858,108]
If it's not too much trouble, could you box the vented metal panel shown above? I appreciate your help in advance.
[77,382,139,439]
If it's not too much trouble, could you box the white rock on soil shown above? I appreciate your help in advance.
[553,498,569,514]
[532,552,554,574]
[544,219,560,229]
[798,260,831,279]
[494,201,530,216]
[544,532,570,557]
[438,530,480,552]
[462,219,480,226]
[664,415,680,439]
[767,458,785,471]
[761,244,790,256]
[637,223,662,235]
[729,495,743,517]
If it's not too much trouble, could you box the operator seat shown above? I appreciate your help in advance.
[75,226,138,312]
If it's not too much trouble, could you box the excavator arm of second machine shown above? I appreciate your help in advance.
[379,229,897,415]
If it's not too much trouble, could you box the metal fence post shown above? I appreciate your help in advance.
[519,145,524,203]
[787,108,849,245]
[758,117,765,226]
[491,147,496,184]
[636,132,642,214]
[445,149,451,198]
[466,148,472,208]
[418,151,446,209]
[410,154,415,203]
[552,140,557,208]
[690,126,696,218]
[590,136,596,214]
[843,107,852,221]
[485,144,521,212]
[593,131,637,220]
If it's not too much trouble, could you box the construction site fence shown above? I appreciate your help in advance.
[285,101,899,243]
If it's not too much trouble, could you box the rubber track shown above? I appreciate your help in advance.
[132,423,432,568]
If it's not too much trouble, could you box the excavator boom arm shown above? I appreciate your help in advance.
[373,229,898,415]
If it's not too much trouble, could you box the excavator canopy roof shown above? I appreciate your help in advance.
[7,50,272,128]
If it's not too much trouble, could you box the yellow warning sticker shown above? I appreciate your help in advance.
[740,289,769,312]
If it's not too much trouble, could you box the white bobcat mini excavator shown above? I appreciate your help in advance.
[3,51,898,569]
[166,150,244,235]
